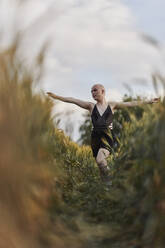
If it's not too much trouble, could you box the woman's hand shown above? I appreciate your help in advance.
[47,92,56,99]
[150,97,160,103]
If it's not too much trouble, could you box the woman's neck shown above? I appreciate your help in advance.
[96,98,107,105]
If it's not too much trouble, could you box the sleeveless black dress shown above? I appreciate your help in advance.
[91,104,116,157]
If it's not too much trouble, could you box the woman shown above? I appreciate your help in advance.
[47,84,158,184]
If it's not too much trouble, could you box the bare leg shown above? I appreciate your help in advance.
[96,148,111,182]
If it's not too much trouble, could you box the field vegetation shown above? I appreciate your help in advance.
[0,42,165,248]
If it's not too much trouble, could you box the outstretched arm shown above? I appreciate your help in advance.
[47,92,93,111]
[109,98,159,111]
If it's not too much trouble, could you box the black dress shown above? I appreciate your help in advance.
[91,104,117,158]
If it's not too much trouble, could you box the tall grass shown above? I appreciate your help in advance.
[0,42,85,248]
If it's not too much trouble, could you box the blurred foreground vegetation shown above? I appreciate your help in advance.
[0,43,165,248]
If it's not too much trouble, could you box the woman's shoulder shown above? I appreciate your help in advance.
[89,102,95,114]
[108,102,116,114]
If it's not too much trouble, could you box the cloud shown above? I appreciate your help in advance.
[39,0,164,96]
[1,0,164,95]
[106,88,123,101]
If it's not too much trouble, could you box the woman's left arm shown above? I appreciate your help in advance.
[109,98,160,110]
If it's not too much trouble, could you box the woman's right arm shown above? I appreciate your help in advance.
[47,92,94,111]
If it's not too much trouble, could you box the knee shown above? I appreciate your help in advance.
[96,156,104,165]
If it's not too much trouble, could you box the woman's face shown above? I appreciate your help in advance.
[91,85,104,101]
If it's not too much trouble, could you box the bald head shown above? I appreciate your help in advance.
[91,84,105,94]
[91,83,106,101]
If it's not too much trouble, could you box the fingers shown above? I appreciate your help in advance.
[151,97,160,103]
[46,92,53,97]
[154,97,160,102]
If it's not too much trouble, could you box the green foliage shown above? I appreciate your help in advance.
[113,95,144,139]
[78,111,92,145]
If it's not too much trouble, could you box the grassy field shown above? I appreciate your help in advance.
[0,43,165,248]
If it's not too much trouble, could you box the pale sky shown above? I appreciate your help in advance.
[0,0,164,140]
